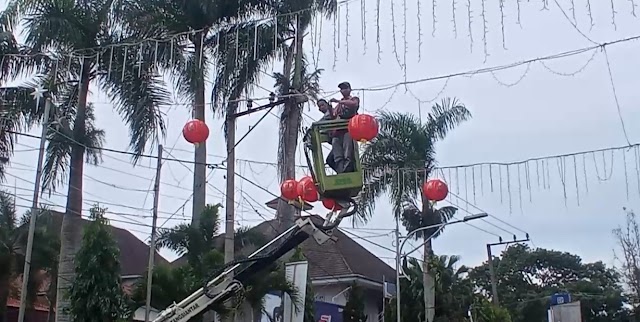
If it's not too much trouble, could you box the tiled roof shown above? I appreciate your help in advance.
[45,211,170,276]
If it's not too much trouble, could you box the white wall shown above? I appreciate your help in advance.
[313,283,382,322]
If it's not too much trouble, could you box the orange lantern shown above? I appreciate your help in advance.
[182,119,210,144]
[280,179,299,200]
[297,176,319,202]
[322,198,343,211]
[423,179,448,202]
[348,114,379,142]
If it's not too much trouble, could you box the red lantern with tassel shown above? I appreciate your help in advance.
[348,114,379,142]
[297,176,319,202]
[322,199,343,211]
[423,179,449,202]
[280,179,299,200]
[182,119,210,144]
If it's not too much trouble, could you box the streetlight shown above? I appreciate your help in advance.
[393,213,488,322]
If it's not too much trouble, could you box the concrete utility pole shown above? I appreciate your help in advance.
[486,237,530,306]
[18,91,51,322]
[224,115,237,265]
[145,145,163,322]
[223,98,288,265]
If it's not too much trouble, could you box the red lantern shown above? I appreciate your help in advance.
[423,179,448,202]
[297,176,319,202]
[322,199,343,211]
[182,119,210,144]
[348,114,379,142]
[280,179,299,200]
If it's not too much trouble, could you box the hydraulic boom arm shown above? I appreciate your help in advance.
[151,204,355,322]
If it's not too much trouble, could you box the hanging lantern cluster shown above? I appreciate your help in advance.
[348,114,379,142]
[423,179,449,202]
[279,176,342,211]
[183,119,209,145]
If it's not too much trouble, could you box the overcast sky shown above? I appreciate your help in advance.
[3,0,640,271]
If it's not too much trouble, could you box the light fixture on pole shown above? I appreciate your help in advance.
[394,213,488,322]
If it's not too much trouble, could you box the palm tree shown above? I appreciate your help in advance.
[385,256,473,322]
[1,1,172,319]
[120,0,284,226]
[272,56,323,223]
[358,100,472,322]
[141,204,297,321]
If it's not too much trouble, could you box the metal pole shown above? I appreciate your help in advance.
[224,115,236,264]
[486,244,500,305]
[485,238,529,306]
[381,275,385,322]
[394,218,401,322]
[17,97,51,322]
[145,145,163,321]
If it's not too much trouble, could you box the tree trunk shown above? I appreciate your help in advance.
[192,31,207,227]
[0,274,9,322]
[55,58,91,322]
[423,239,434,322]
[276,29,304,226]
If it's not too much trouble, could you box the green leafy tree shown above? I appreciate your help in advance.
[359,104,471,321]
[342,283,366,322]
[66,205,129,322]
[470,297,511,322]
[469,243,629,322]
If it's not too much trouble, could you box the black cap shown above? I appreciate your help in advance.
[338,81,351,89]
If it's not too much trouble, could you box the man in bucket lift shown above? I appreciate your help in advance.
[329,81,359,173]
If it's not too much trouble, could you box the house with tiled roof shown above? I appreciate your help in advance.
[6,211,169,322]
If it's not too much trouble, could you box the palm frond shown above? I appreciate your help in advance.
[96,42,171,160]
[211,19,284,125]
[156,225,191,254]
[424,98,472,141]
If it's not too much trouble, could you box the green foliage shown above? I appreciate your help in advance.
[136,204,297,317]
[358,103,472,222]
[469,243,629,322]
[67,205,130,322]
[342,283,366,322]
[303,280,315,322]
[471,297,511,322]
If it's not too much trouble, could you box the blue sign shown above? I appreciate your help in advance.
[550,293,571,306]
[314,301,344,322]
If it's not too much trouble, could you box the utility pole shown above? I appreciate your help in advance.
[145,145,163,322]
[394,218,401,322]
[486,236,530,306]
[223,96,288,264]
[224,115,236,265]
[18,92,50,322]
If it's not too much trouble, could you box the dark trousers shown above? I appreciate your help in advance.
[330,132,355,173]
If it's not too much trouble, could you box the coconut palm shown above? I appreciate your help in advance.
[272,57,323,223]
[1,1,172,319]
[119,0,286,226]
[358,100,472,322]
